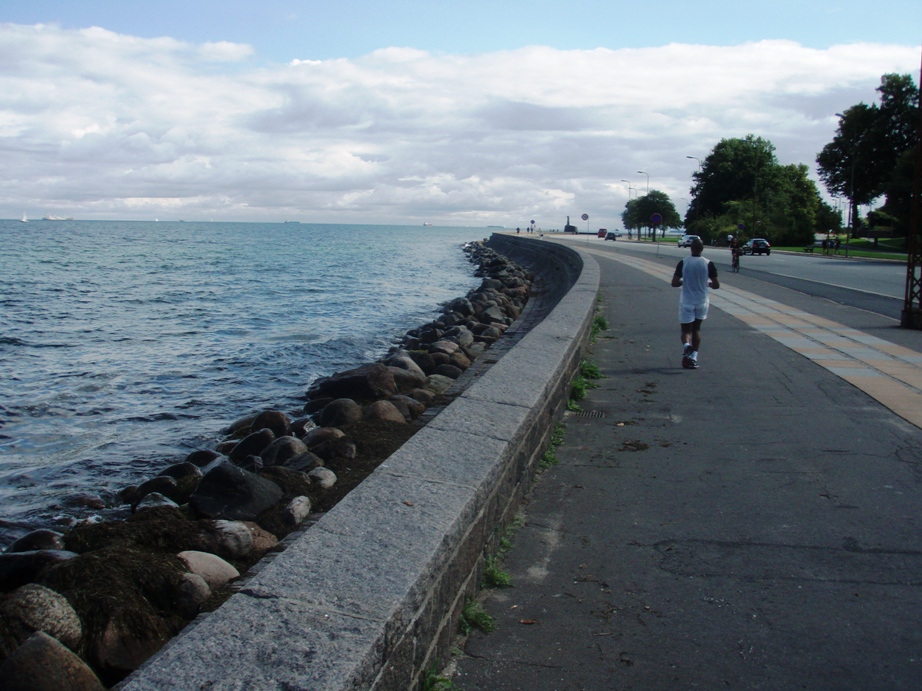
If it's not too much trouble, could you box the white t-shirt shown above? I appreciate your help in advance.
[676,256,717,307]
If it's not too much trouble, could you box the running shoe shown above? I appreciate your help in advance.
[682,355,692,369]
[688,358,700,369]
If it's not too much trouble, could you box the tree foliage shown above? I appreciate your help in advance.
[621,190,682,239]
[686,135,827,245]
[816,73,919,235]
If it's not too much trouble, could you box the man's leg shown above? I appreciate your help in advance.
[691,319,702,352]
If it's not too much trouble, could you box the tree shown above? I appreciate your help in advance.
[816,73,919,236]
[686,135,823,245]
[622,190,682,240]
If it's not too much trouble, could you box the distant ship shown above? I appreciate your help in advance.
[487,225,504,228]
[284,220,300,224]
[20,213,27,223]
[423,223,433,227]
[42,215,74,221]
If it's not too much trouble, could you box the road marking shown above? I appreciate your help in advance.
[584,247,922,429]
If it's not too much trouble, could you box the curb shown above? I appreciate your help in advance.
[118,236,600,690]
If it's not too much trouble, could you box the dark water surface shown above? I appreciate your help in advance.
[0,220,489,546]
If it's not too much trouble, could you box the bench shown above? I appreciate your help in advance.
[803,246,814,253]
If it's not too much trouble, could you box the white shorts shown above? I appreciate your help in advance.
[679,301,709,324]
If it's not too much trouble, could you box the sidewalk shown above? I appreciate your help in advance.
[452,246,922,689]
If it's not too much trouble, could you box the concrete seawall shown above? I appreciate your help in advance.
[119,235,600,690]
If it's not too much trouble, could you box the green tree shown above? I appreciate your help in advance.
[686,136,824,245]
[816,73,919,236]
[622,190,682,240]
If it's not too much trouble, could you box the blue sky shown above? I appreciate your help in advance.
[0,2,919,225]
[5,0,919,60]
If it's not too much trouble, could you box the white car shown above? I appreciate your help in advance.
[677,234,700,247]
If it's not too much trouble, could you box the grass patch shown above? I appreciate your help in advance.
[591,314,609,341]
[482,556,513,588]
[540,422,567,468]
[459,597,495,635]
[580,359,603,380]
[420,666,457,691]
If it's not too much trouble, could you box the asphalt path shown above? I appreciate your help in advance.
[452,237,922,690]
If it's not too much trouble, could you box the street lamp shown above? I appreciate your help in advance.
[686,156,701,233]
[637,170,649,195]
[621,179,636,200]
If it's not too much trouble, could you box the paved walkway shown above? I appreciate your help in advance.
[452,244,922,690]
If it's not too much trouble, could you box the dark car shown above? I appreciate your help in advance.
[741,238,771,255]
[605,231,619,241]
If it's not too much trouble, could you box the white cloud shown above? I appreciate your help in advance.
[0,23,917,226]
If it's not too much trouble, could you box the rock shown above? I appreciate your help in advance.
[135,476,180,504]
[319,398,363,427]
[184,449,222,467]
[313,363,396,400]
[308,467,337,490]
[0,550,79,592]
[242,522,279,553]
[386,352,426,376]
[363,400,407,424]
[63,494,106,510]
[445,325,475,348]
[407,351,437,375]
[480,305,506,324]
[434,364,463,379]
[214,440,237,455]
[228,428,276,462]
[430,351,451,367]
[258,466,314,497]
[429,339,460,356]
[238,454,264,473]
[390,395,426,419]
[425,374,456,393]
[281,452,324,473]
[190,460,284,521]
[177,551,239,589]
[251,410,292,439]
[303,396,334,415]
[310,436,357,463]
[408,388,437,405]
[302,426,345,447]
[4,530,65,554]
[447,297,474,316]
[0,631,105,691]
[1,584,83,650]
[290,416,316,438]
[284,496,312,526]
[481,325,504,339]
[260,436,309,466]
[387,365,428,392]
[176,573,211,618]
[465,342,487,359]
[449,351,472,370]
[223,414,257,436]
[193,520,253,560]
[158,462,204,481]
[89,608,171,683]
[133,492,180,514]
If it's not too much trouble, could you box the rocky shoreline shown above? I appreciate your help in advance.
[0,239,532,689]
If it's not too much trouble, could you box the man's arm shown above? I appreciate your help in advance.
[671,260,684,288]
[708,261,720,290]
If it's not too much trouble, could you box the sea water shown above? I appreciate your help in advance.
[0,220,490,546]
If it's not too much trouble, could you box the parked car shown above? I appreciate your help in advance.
[741,238,771,255]
[677,234,700,248]
[605,231,619,241]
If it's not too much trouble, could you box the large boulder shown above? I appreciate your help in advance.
[192,520,254,560]
[1,584,83,650]
[386,352,426,376]
[363,400,407,424]
[189,460,284,521]
[312,363,396,400]
[387,366,428,392]
[251,410,292,439]
[228,428,276,462]
[319,398,363,427]
[260,436,309,466]
[177,551,239,589]
[0,631,105,691]
[4,530,65,554]
[0,550,78,592]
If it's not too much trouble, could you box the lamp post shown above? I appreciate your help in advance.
[637,170,649,195]
[686,156,701,233]
[621,179,636,200]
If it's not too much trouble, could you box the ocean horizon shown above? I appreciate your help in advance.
[0,219,493,547]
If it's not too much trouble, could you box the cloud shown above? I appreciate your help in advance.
[0,24,917,225]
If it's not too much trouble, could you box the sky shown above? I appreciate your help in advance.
[1,1,920,227]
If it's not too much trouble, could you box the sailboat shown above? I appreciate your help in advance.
[20,212,27,223]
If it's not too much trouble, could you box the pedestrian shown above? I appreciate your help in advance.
[835,238,841,254]
[672,237,720,369]
[822,238,828,255]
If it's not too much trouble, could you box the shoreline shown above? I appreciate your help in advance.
[0,239,539,688]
